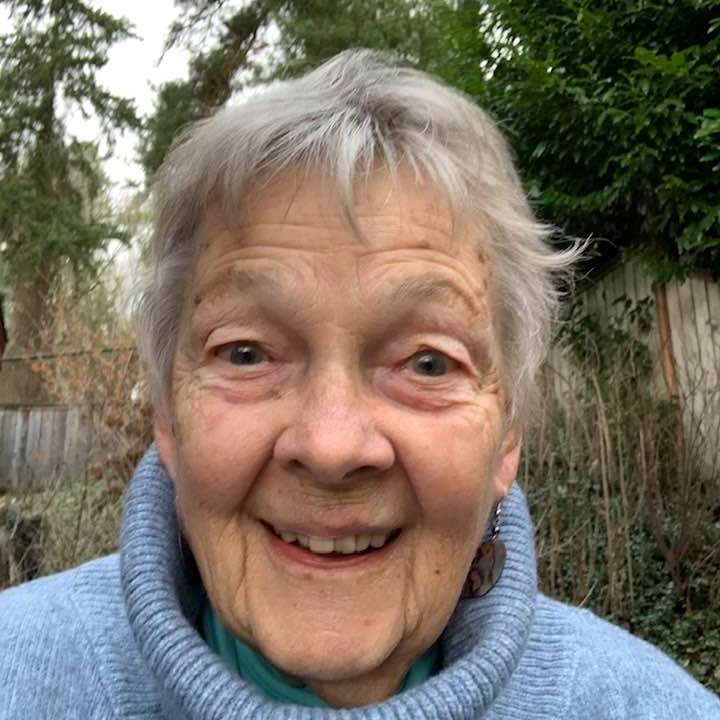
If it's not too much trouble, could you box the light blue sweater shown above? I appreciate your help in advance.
[0,447,718,719]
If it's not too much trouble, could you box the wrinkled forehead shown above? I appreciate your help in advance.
[186,171,496,361]
[188,168,494,328]
[202,167,478,255]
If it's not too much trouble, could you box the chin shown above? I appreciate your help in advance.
[257,624,402,684]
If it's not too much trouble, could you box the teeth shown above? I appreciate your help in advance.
[335,536,357,554]
[274,527,393,555]
[308,537,334,554]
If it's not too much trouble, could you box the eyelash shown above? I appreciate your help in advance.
[214,341,270,365]
[211,341,464,380]
[404,347,460,376]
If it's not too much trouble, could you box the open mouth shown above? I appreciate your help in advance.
[263,522,402,559]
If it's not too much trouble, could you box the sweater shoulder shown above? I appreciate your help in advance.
[0,552,119,607]
[537,595,720,719]
[0,554,123,636]
[0,555,123,719]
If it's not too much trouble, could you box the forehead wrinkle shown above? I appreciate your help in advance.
[230,205,454,245]
[195,267,285,303]
[354,208,454,232]
[387,273,486,320]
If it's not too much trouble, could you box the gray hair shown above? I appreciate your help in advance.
[135,49,580,424]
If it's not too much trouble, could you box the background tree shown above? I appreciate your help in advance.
[0,0,139,371]
[141,0,278,175]
[433,0,720,279]
[143,0,720,280]
[140,0,441,175]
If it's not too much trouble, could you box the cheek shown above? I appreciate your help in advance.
[394,404,500,534]
[173,391,278,511]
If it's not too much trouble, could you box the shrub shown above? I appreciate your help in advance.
[521,296,720,692]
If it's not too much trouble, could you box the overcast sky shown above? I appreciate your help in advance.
[75,0,191,192]
[0,0,191,192]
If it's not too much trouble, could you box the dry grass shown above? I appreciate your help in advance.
[520,304,720,691]
[1,274,151,584]
[1,474,123,579]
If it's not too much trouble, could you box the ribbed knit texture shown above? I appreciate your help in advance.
[1,445,718,719]
[120,447,538,720]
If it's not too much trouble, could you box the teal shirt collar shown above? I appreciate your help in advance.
[201,601,440,707]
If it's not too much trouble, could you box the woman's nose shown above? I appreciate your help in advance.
[272,375,395,485]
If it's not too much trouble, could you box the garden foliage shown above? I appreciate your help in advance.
[143,0,720,280]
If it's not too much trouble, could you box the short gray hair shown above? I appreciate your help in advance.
[135,49,579,424]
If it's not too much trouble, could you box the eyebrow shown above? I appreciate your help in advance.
[197,268,483,318]
[192,266,492,366]
[388,273,484,319]
[195,268,284,305]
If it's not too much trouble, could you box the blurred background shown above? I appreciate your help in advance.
[0,0,718,693]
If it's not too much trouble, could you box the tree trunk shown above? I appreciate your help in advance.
[5,269,54,403]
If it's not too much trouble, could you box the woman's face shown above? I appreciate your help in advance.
[155,169,520,707]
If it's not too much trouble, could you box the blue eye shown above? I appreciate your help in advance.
[226,343,266,366]
[411,351,449,376]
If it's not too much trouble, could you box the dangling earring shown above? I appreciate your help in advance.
[461,500,506,599]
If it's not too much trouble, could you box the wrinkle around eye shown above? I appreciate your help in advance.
[375,370,478,413]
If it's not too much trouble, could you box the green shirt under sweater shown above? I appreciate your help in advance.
[201,602,440,707]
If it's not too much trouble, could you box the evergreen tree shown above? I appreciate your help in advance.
[144,0,720,278]
[0,0,139,361]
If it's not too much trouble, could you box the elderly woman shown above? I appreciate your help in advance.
[1,51,718,720]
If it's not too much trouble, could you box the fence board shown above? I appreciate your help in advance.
[10,409,27,488]
[49,407,67,478]
[0,410,12,474]
[21,409,41,490]
[0,405,92,492]
[703,280,719,379]
[64,406,84,475]
[565,262,719,475]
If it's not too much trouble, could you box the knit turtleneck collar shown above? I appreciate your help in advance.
[120,447,538,720]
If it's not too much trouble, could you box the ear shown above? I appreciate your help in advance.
[153,410,179,482]
[494,427,522,503]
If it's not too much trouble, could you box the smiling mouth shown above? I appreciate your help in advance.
[263,523,402,558]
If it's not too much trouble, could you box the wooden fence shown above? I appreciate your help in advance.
[579,261,717,396]
[0,405,93,492]
[549,259,720,475]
